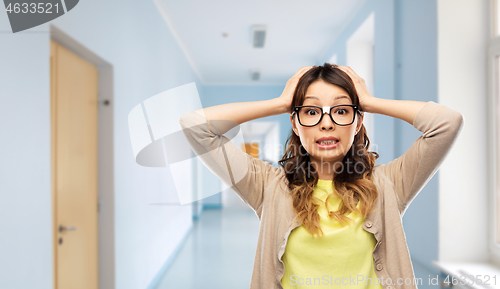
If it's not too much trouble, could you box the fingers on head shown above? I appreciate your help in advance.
[339,66,361,80]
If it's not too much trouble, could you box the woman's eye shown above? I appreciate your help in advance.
[335,109,347,115]
[306,109,317,115]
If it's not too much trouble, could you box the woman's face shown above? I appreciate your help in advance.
[290,79,363,173]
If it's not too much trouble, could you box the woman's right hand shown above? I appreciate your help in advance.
[276,66,315,114]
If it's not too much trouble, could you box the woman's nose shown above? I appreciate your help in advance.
[319,112,336,130]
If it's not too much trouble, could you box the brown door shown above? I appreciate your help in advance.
[242,142,260,159]
[50,40,99,289]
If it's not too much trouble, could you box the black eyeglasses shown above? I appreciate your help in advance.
[291,104,360,127]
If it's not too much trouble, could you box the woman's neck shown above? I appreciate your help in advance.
[310,160,341,181]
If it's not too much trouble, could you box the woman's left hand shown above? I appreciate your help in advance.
[337,66,375,112]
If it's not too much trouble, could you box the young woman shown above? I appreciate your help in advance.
[179,63,464,289]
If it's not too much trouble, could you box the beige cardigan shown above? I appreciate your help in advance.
[178,101,464,289]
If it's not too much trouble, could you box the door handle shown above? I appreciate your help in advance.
[59,224,77,233]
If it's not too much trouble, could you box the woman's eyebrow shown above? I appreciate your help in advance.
[304,95,350,100]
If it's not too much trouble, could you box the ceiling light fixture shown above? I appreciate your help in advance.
[251,69,260,81]
[252,25,267,48]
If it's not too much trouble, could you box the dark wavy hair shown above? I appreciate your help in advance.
[277,63,380,238]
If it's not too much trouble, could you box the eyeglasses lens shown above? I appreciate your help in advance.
[298,106,355,126]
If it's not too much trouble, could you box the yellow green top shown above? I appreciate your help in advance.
[280,179,383,289]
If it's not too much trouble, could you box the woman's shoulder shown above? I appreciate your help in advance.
[274,165,289,186]
[371,163,393,186]
[268,165,293,193]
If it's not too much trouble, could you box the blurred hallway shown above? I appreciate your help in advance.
[155,204,260,289]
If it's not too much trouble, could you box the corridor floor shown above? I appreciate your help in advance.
[155,205,261,289]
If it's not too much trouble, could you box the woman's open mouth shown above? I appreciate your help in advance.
[316,140,339,149]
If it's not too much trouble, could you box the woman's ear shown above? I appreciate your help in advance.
[356,112,364,135]
[290,114,299,136]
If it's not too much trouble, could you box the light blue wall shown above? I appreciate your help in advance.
[395,1,441,286]
[0,0,203,288]
[318,0,440,287]
[0,24,53,289]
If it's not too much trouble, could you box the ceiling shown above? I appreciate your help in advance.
[155,0,368,85]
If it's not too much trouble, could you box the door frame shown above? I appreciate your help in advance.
[50,24,116,289]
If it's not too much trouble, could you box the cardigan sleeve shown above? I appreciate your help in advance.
[378,101,464,215]
[178,110,284,218]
